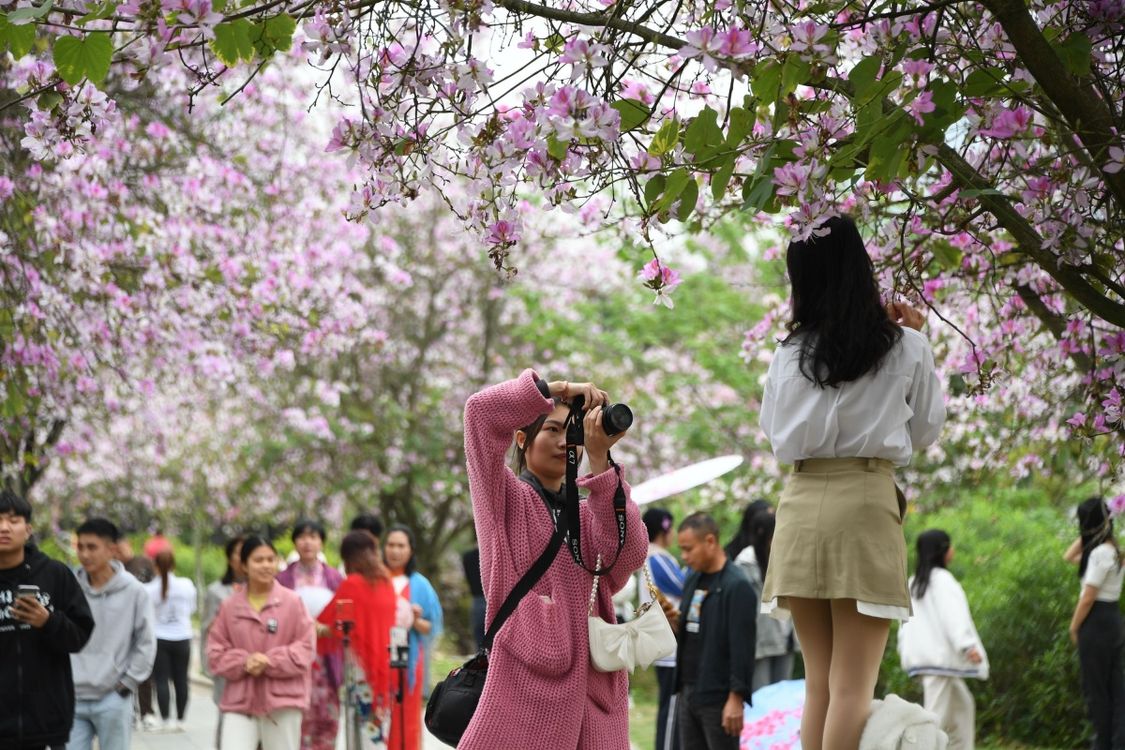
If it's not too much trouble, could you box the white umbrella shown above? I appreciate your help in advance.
[631,454,744,505]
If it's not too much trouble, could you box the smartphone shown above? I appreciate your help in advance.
[16,584,39,601]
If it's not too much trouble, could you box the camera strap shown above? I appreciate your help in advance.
[563,442,628,575]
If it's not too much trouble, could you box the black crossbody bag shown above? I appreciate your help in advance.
[424,484,565,746]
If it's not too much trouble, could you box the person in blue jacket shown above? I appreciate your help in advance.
[383,524,443,750]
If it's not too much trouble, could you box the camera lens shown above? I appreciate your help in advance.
[602,404,633,437]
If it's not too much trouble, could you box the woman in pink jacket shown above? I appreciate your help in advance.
[207,535,316,750]
[460,370,648,750]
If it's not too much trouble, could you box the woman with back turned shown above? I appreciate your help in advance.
[459,370,647,749]
[898,530,988,750]
[759,214,946,750]
[1064,497,1125,749]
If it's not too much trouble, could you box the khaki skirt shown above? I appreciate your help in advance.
[760,457,912,621]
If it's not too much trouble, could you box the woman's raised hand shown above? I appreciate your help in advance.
[548,381,609,407]
[885,301,926,331]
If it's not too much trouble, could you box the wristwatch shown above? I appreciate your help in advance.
[115,683,132,698]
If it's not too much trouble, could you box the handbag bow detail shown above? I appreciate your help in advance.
[587,557,677,673]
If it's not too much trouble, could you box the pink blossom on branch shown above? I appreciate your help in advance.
[638,258,682,308]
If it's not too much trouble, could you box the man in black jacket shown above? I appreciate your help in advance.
[0,489,95,750]
[673,512,756,750]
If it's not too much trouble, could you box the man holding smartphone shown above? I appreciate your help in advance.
[0,489,95,750]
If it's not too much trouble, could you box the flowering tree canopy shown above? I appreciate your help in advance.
[3,0,1125,497]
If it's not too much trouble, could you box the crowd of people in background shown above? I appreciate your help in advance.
[0,486,446,750]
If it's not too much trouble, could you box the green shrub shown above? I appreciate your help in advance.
[879,495,1119,748]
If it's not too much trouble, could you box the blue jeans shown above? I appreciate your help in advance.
[67,690,133,750]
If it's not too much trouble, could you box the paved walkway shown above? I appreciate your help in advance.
[130,639,445,750]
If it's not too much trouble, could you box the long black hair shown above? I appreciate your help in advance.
[724,499,772,559]
[748,512,776,578]
[220,534,246,585]
[1077,497,1120,578]
[783,214,903,387]
[911,529,951,600]
[384,523,417,575]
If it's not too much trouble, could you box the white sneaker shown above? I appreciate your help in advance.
[142,714,161,732]
[172,719,186,732]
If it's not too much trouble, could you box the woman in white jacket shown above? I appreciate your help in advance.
[897,530,987,750]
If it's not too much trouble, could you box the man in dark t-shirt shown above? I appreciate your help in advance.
[673,513,757,750]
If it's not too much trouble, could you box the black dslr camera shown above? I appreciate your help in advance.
[565,394,634,445]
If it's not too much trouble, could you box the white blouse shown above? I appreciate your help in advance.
[1082,543,1124,602]
[760,327,945,467]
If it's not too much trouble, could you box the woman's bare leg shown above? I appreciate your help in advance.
[823,600,890,750]
[788,598,833,750]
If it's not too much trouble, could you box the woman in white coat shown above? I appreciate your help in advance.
[898,530,987,750]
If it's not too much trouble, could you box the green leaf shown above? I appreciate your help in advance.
[865,117,912,182]
[6,0,52,23]
[725,106,753,146]
[77,0,118,25]
[751,59,782,104]
[676,178,699,222]
[52,32,113,85]
[644,174,666,208]
[742,173,774,212]
[780,56,811,97]
[210,19,255,66]
[684,106,724,160]
[546,135,569,161]
[0,13,37,58]
[653,167,691,214]
[711,152,736,201]
[930,240,962,270]
[611,99,650,133]
[848,56,882,98]
[253,12,295,55]
[648,118,679,156]
[1054,33,1091,77]
[962,68,1008,98]
[37,90,63,111]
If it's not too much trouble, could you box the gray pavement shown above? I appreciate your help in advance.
[129,638,446,750]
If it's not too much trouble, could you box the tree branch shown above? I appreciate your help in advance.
[981,0,1125,208]
[1012,283,1092,372]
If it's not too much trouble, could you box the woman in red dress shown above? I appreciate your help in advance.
[319,530,398,749]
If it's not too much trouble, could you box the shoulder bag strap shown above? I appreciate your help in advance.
[480,492,565,652]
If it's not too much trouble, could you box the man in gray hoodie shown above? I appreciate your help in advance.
[69,518,156,750]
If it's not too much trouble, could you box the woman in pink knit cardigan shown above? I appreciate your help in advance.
[459,369,648,750]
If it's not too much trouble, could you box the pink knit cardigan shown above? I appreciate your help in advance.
[458,370,647,750]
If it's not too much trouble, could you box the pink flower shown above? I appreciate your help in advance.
[979,106,1032,139]
[619,79,655,105]
[681,28,722,71]
[1104,145,1125,175]
[716,27,757,58]
[0,176,14,201]
[772,161,812,197]
[638,258,682,308]
[901,58,933,83]
[907,90,935,126]
[145,120,170,140]
[1109,495,1125,518]
[485,218,520,246]
[1066,412,1088,428]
